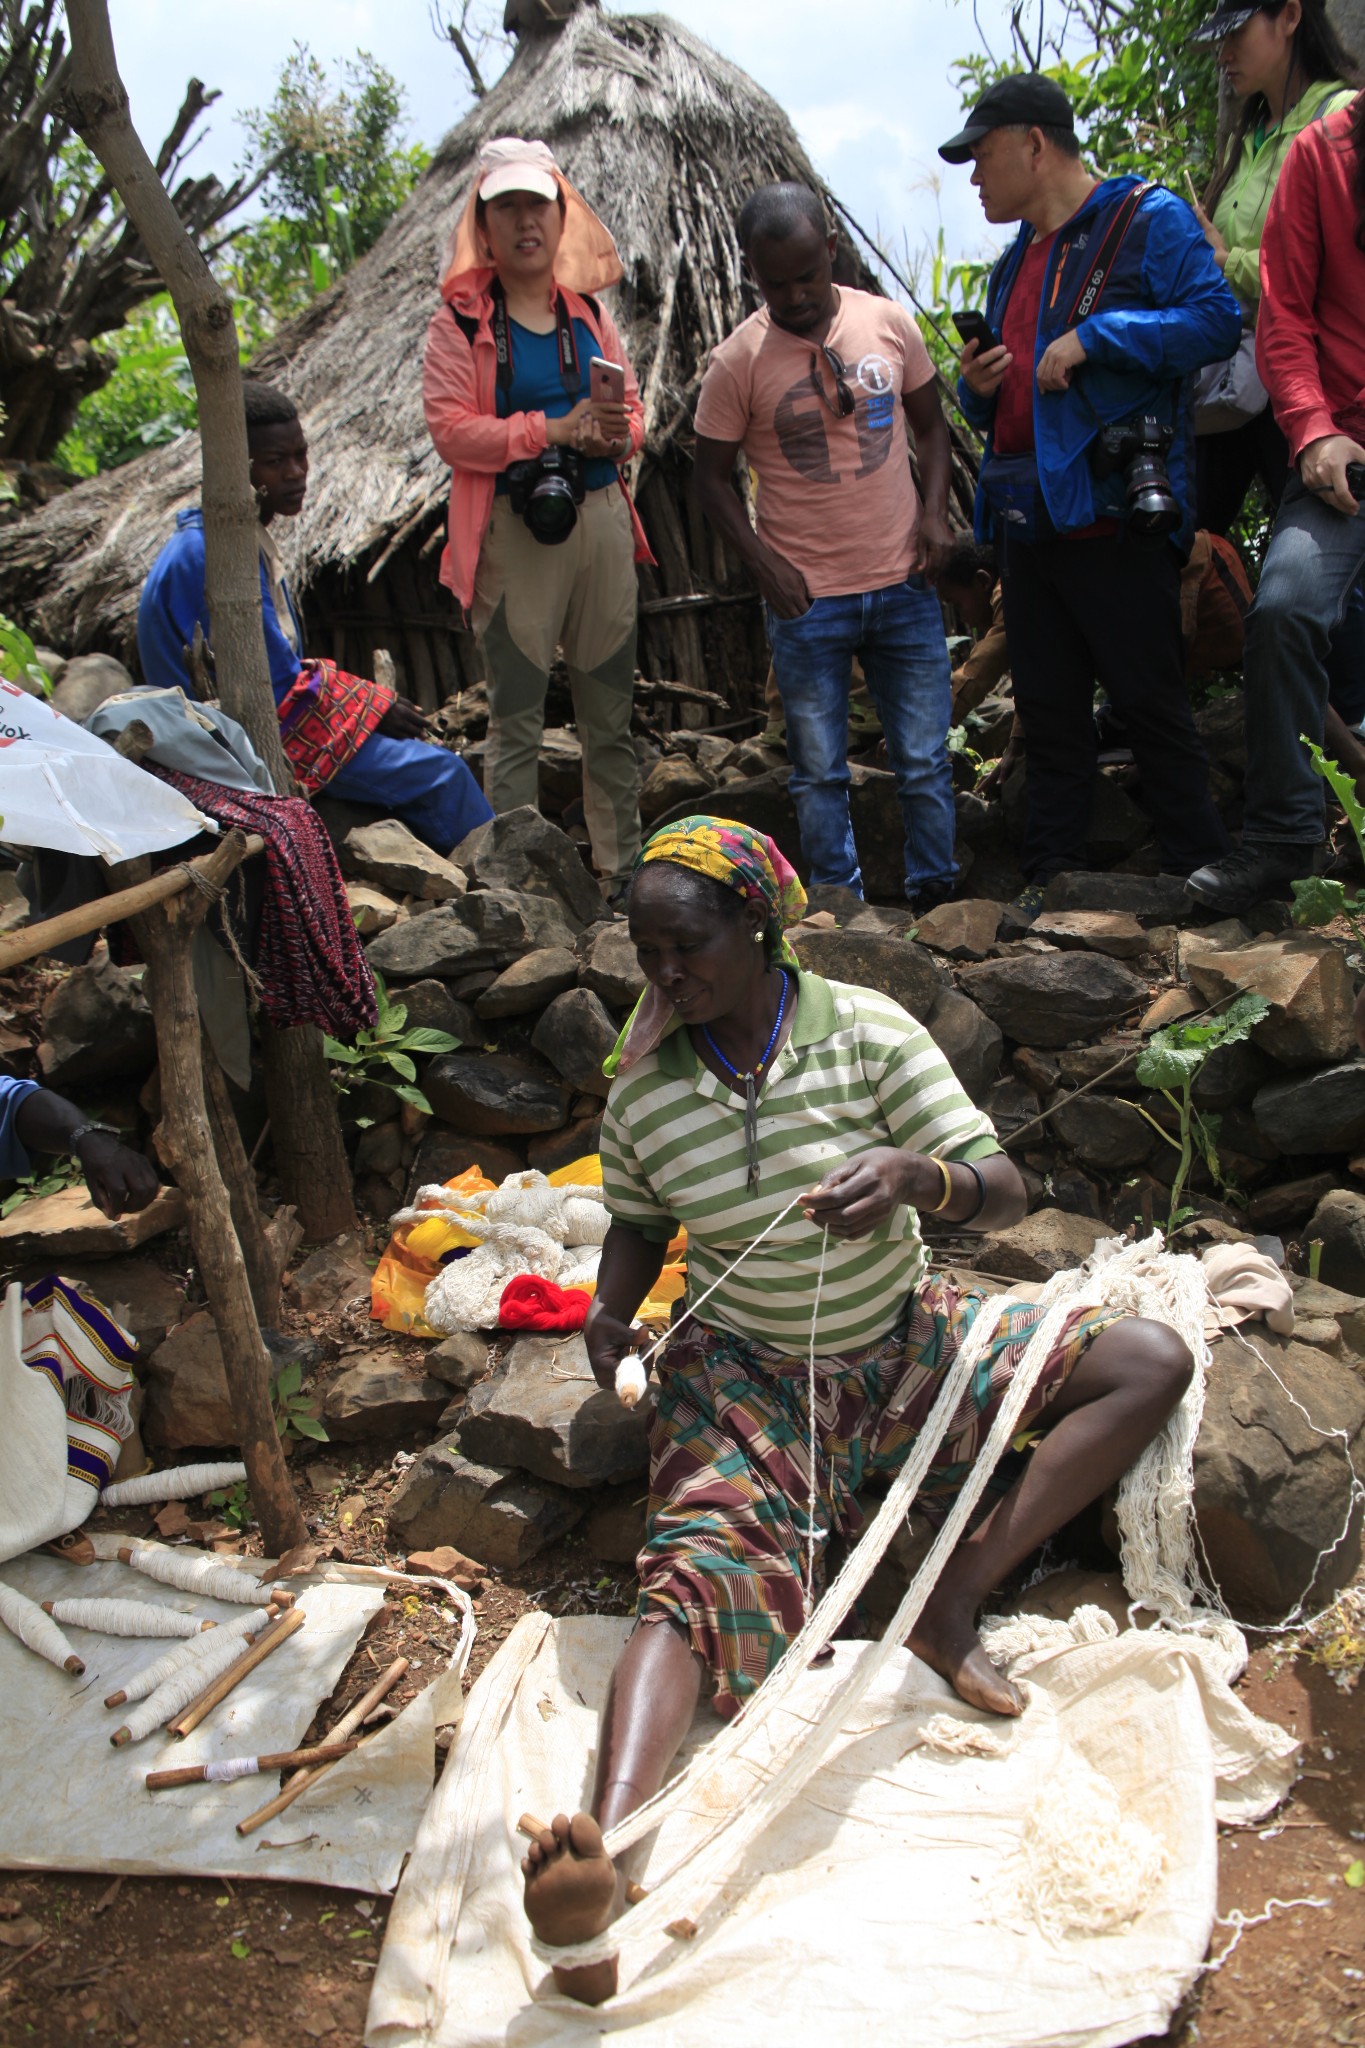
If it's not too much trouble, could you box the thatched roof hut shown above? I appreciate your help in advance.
[0,0,975,712]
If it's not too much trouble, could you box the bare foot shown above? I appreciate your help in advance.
[522,1812,619,2005]
[907,1591,1023,1717]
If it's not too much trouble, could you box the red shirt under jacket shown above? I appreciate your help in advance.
[1258,98,1365,461]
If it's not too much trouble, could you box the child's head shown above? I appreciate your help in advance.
[938,538,998,631]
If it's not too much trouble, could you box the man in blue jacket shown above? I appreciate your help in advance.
[940,76,1240,913]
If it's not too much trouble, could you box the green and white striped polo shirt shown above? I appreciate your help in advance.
[600,972,1000,1357]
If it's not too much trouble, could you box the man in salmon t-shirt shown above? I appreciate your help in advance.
[693,183,957,912]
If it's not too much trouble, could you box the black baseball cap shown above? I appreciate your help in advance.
[938,74,1076,164]
[1189,2,1278,41]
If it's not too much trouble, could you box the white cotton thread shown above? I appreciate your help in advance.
[203,1755,262,1783]
[119,1625,262,1742]
[100,1462,247,1507]
[115,1543,266,1606]
[533,1233,1227,1977]
[1202,1894,1331,1974]
[45,1597,206,1638]
[803,1226,830,1623]
[112,1608,271,1706]
[0,1580,82,1673]
[615,1355,648,1408]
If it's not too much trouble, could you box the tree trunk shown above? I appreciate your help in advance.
[62,0,290,792]
[65,0,358,1247]
[131,835,305,1558]
[201,1032,283,1327]
[261,1023,358,1241]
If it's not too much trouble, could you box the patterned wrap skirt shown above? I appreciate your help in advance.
[636,1275,1118,1719]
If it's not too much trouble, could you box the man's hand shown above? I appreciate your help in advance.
[757,545,814,621]
[75,1131,160,1220]
[583,1297,649,1394]
[913,508,954,582]
[960,337,1012,398]
[377,697,428,741]
[1036,330,1086,394]
[800,1148,926,1239]
[1301,433,1365,517]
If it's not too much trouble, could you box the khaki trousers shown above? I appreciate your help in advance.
[472,488,641,883]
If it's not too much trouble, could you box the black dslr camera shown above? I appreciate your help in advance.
[505,446,586,546]
[1092,415,1180,539]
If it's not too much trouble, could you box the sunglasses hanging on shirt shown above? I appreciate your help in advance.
[808,342,856,419]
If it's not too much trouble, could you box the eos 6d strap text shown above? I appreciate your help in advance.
[1065,181,1153,327]
[489,279,582,401]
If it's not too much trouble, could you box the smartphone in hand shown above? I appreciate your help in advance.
[953,310,1001,355]
[590,357,626,405]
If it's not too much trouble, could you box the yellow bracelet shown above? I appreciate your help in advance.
[924,1157,954,1214]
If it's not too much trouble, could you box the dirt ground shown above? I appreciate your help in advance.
[1,1525,1360,2048]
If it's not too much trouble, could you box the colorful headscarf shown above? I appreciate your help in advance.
[602,816,808,1079]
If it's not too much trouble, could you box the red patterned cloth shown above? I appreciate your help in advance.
[277,659,395,795]
[497,1275,592,1332]
[148,767,377,1037]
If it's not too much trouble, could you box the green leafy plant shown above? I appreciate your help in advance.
[0,611,50,696]
[323,970,460,1118]
[1130,993,1271,1236]
[54,294,195,478]
[272,1359,328,1445]
[1290,741,1365,953]
[0,1156,81,1218]
[206,1479,252,1530]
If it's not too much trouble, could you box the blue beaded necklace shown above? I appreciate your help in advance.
[701,968,789,1193]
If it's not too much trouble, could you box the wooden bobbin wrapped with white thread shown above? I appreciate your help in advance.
[114,1543,266,1606]
[105,1607,273,1709]
[100,1462,247,1507]
[615,1353,648,1408]
[111,1621,272,1745]
[41,1597,211,1638]
[0,1580,84,1674]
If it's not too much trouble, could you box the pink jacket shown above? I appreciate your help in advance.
[422,276,653,610]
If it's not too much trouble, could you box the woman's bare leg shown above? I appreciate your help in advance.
[522,1616,704,2004]
[908,1316,1193,1714]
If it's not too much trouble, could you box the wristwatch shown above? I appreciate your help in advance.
[68,1120,121,1161]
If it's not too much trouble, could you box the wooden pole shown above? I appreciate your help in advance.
[236,1655,409,1836]
[128,832,305,1558]
[260,1022,358,1241]
[165,1606,306,1737]
[201,1030,282,1326]
[0,837,265,976]
[145,1740,358,1791]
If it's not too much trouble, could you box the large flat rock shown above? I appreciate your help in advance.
[424,1052,570,1136]
[457,1334,651,1489]
[322,1362,452,1439]
[451,806,604,931]
[1183,932,1354,1069]
[365,890,577,982]
[789,927,941,1020]
[340,819,466,901]
[386,1438,583,1567]
[958,953,1148,1048]
[0,1182,185,1262]
[1252,1059,1365,1154]
[972,1209,1111,1283]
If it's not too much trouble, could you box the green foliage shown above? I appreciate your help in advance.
[206,1480,253,1530]
[272,1358,328,1445]
[1290,742,1365,954]
[324,970,460,1118]
[53,295,196,478]
[0,612,49,696]
[1131,993,1272,1235]
[0,1156,81,1218]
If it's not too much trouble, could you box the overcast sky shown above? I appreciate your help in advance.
[107,0,1065,290]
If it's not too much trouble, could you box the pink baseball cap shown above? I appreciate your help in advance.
[476,137,560,204]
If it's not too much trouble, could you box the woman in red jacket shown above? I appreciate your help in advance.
[1187,91,1365,913]
[423,138,653,898]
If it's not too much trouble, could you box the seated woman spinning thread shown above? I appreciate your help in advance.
[521,816,1195,2006]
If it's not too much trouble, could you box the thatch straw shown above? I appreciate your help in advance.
[0,2,975,705]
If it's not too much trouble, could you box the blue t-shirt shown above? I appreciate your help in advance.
[0,1075,40,1179]
[494,316,618,496]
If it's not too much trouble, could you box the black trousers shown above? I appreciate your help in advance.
[1195,411,1290,537]
[1000,530,1231,882]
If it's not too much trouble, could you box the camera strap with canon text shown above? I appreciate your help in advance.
[1061,181,1154,328]
[488,278,582,401]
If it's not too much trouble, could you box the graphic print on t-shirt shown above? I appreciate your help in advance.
[772,349,898,485]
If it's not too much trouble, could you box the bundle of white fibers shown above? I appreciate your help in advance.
[100,1462,247,1507]
[0,1580,83,1673]
[46,1597,206,1638]
[111,1607,271,1706]
[615,1353,648,1408]
[118,1623,263,1742]
[115,1543,265,1606]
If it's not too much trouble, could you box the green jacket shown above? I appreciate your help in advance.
[1212,77,1357,314]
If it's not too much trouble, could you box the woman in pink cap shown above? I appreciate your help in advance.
[423,137,653,899]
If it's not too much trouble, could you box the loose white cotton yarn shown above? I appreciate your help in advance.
[46,1597,206,1638]
[534,1233,1226,1976]
[101,1463,247,1507]
[0,1579,81,1673]
[113,1607,271,1706]
[393,1171,606,1247]
[424,1226,596,1333]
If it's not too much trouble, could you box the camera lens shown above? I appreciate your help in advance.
[1124,457,1181,539]
[526,475,579,544]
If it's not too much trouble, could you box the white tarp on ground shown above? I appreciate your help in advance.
[0,681,215,858]
[367,1611,1297,2048]
[0,1548,464,1894]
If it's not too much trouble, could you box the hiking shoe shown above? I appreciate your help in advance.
[1008,882,1047,926]
[908,878,956,916]
[1183,843,1322,916]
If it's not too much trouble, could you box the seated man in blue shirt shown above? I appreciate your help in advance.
[137,382,492,856]
[1,1074,159,1217]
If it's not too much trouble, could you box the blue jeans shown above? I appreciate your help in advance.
[766,575,955,897]
[1243,476,1365,845]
